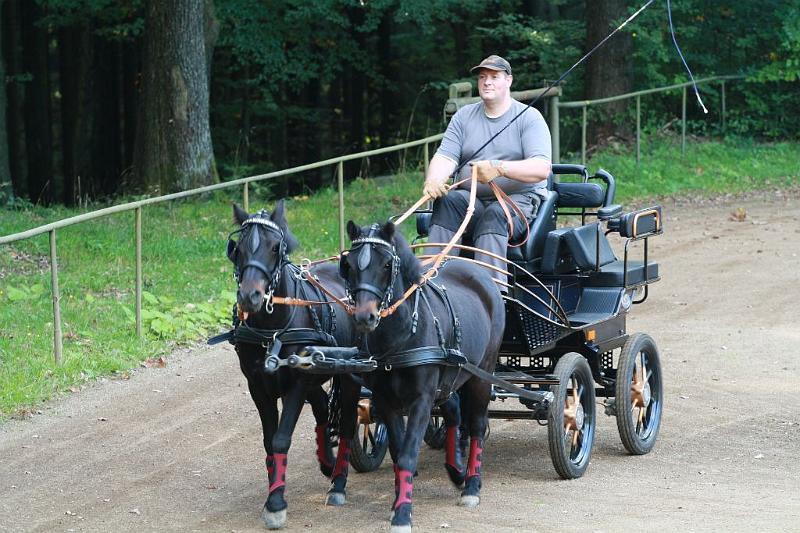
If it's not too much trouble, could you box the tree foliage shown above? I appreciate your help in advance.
[0,0,797,206]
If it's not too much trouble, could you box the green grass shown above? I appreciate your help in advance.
[1,137,798,416]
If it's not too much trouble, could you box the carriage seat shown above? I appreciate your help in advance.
[541,222,659,287]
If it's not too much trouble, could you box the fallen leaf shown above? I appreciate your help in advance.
[142,356,167,368]
[729,207,747,222]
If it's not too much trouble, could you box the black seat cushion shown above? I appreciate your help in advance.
[553,182,605,208]
[539,228,573,274]
[562,223,617,271]
[507,190,558,263]
[586,260,660,287]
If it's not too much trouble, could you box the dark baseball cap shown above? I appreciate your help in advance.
[470,55,512,75]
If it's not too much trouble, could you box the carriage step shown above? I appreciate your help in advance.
[494,371,559,385]
[487,409,543,420]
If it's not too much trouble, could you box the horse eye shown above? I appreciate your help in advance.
[384,260,393,269]
[272,244,280,253]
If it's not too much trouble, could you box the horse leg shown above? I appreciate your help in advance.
[237,351,280,494]
[373,402,406,516]
[261,381,306,530]
[439,393,465,487]
[458,377,490,508]
[306,384,335,477]
[325,377,360,506]
[391,391,436,533]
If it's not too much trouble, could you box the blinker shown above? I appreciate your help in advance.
[357,244,371,271]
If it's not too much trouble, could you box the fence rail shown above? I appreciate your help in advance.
[556,74,744,164]
[2,74,745,364]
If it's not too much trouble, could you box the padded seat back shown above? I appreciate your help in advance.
[563,223,617,271]
[506,188,557,264]
[553,181,605,208]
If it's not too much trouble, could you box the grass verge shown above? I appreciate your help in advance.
[1,137,798,417]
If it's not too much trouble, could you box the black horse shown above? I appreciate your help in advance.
[228,201,361,529]
[340,220,505,532]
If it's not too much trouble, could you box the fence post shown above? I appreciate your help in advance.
[636,95,641,165]
[721,80,726,134]
[423,142,429,172]
[549,94,560,164]
[581,105,587,166]
[337,161,345,251]
[243,182,249,212]
[49,230,63,365]
[681,86,687,156]
[135,207,143,337]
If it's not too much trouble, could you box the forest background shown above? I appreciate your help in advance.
[0,0,798,207]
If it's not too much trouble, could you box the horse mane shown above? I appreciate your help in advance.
[384,224,420,290]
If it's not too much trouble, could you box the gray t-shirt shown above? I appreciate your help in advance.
[436,99,551,199]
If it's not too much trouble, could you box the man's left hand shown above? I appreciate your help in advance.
[471,160,503,184]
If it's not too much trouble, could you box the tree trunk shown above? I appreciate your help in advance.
[377,10,393,149]
[58,24,90,206]
[0,0,12,203]
[121,39,140,174]
[133,0,217,193]
[3,0,24,198]
[584,0,633,145]
[21,0,53,204]
[93,34,122,197]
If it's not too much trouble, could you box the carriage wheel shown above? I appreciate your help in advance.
[350,399,389,472]
[615,333,663,455]
[547,353,596,480]
[424,416,446,449]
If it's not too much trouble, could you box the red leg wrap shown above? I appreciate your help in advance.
[394,468,414,510]
[445,426,460,470]
[467,439,483,478]
[269,453,287,493]
[332,437,351,479]
[315,424,333,468]
[265,454,275,484]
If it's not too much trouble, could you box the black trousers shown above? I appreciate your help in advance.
[426,188,541,287]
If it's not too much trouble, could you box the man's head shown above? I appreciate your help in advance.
[470,55,513,105]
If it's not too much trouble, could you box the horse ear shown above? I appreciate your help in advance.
[233,203,249,225]
[380,221,396,241]
[270,199,287,226]
[346,220,361,242]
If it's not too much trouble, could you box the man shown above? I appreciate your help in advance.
[424,55,552,288]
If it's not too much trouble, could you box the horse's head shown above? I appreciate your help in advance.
[340,220,420,332]
[228,200,299,317]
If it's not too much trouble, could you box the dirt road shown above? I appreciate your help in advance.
[2,192,799,532]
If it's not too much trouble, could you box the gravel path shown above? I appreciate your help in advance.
[2,193,799,532]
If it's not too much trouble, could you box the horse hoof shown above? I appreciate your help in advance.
[390,525,412,533]
[459,495,480,508]
[261,507,287,530]
[325,491,346,506]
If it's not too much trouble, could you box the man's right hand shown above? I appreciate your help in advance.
[423,178,449,199]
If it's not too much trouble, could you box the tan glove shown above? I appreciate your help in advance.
[423,177,449,199]
[470,160,504,184]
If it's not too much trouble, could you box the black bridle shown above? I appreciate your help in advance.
[227,211,289,312]
[340,226,401,320]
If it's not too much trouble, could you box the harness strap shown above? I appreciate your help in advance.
[377,347,466,369]
[233,325,337,348]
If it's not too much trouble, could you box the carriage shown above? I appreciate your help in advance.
[218,162,664,530]
[301,162,664,480]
